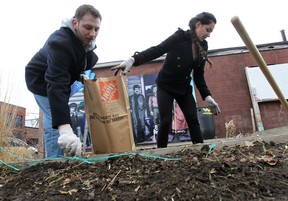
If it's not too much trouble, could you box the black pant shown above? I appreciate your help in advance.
[156,86,203,148]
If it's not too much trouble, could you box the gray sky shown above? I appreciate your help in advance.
[0,0,287,115]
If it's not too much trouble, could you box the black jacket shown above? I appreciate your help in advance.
[133,28,211,100]
[25,27,98,128]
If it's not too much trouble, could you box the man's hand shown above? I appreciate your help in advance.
[205,95,221,115]
[58,124,81,157]
[111,57,135,75]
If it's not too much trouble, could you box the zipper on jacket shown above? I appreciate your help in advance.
[84,57,87,70]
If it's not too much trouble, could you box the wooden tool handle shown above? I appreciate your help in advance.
[231,16,288,111]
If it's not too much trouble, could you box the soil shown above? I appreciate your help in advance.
[0,139,288,201]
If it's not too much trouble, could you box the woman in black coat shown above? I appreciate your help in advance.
[111,12,221,148]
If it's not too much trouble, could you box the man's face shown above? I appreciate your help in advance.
[73,13,101,47]
[134,87,141,95]
[70,107,76,112]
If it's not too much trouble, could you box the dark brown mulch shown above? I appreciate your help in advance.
[0,140,288,201]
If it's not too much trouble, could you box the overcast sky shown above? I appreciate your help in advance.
[0,0,287,115]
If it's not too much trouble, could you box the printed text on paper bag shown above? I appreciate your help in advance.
[89,113,125,124]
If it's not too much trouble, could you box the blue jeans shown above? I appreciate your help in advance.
[34,94,64,158]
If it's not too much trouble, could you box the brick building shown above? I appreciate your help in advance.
[0,102,26,138]
[3,41,287,152]
[0,102,44,154]
[92,41,288,138]
[24,113,44,154]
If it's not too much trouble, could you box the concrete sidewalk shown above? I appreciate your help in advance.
[135,125,288,156]
[33,125,288,164]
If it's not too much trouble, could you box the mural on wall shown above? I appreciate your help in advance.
[172,100,190,142]
[69,71,191,147]
[69,88,92,148]
[127,73,191,145]
[127,74,154,144]
[68,71,94,149]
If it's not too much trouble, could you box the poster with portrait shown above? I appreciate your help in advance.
[69,88,91,148]
[127,73,191,145]
[68,71,94,150]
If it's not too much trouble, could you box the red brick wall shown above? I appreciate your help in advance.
[0,102,45,155]
[93,48,288,138]
[24,111,44,154]
[259,101,288,129]
[207,49,288,137]
[0,102,26,136]
[24,127,44,153]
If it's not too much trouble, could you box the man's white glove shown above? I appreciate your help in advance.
[110,57,135,75]
[58,124,82,157]
[205,95,221,115]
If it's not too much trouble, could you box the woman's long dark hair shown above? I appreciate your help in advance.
[189,12,216,68]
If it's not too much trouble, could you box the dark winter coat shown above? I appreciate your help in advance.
[133,28,211,100]
[25,27,98,128]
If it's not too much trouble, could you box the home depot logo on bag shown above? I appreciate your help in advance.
[99,80,119,101]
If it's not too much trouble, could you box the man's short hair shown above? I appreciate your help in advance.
[133,84,141,90]
[74,4,102,21]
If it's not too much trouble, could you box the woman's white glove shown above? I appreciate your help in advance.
[111,57,135,75]
[205,95,221,115]
[80,74,90,80]
[58,124,82,156]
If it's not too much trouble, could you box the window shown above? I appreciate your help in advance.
[6,113,12,126]
[27,138,39,147]
[16,115,23,127]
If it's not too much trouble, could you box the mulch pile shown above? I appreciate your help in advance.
[0,139,288,200]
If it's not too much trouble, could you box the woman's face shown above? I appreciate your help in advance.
[195,21,215,41]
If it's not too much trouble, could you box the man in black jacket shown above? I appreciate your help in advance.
[25,4,101,158]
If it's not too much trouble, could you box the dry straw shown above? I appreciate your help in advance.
[0,75,35,163]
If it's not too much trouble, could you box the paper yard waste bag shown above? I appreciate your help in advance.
[84,75,136,154]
